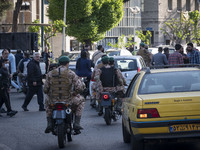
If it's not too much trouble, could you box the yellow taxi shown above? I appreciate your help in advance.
[122,67,200,150]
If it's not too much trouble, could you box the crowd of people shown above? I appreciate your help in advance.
[1,42,200,133]
[0,47,51,117]
[136,42,200,67]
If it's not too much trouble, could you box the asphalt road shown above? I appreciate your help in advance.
[0,90,200,150]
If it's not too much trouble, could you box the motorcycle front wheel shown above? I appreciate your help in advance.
[104,108,112,125]
[57,123,66,148]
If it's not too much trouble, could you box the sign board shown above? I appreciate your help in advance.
[146,27,153,31]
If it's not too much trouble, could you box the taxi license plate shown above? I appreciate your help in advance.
[169,124,200,132]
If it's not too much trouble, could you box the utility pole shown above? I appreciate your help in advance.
[62,0,67,55]
[41,0,44,52]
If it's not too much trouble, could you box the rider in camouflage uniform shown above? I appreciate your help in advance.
[137,43,152,67]
[44,56,85,133]
[109,57,127,95]
[94,56,125,115]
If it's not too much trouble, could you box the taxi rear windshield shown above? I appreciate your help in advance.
[138,71,200,94]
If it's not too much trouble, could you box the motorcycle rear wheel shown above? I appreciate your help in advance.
[104,108,112,125]
[57,123,66,148]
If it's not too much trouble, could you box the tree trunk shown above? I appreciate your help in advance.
[12,0,23,32]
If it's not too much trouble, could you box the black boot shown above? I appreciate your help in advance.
[7,110,18,117]
[45,117,53,133]
[73,116,83,130]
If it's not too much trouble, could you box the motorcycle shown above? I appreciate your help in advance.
[51,102,80,149]
[99,92,122,125]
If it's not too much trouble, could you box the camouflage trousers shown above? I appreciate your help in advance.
[95,85,125,100]
[45,94,85,117]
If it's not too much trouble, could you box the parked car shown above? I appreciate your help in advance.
[89,55,146,97]
[122,66,200,150]
[106,49,132,56]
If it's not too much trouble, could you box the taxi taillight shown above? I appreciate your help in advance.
[137,108,160,118]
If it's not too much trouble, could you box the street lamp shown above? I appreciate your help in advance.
[129,6,140,43]
[21,1,30,32]
[62,0,67,55]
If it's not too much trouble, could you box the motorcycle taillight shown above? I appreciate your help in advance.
[103,94,109,100]
[56,104,64,110]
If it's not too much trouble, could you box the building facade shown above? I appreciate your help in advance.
[98,0,142,49]
[142,0,200,46]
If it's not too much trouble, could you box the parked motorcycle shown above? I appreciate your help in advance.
[51,102,80,148]
[99,92,122,125]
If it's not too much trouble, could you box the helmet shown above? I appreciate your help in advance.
[58,56,70,64]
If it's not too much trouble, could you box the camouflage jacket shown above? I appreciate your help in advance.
[44,66,85,101]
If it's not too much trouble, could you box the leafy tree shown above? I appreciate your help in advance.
[0,0,12,22]
[29,19,66,48]
[136,30,152,46]
[48,0,124,48]
[160,13,191,45]
[189,10,200,45]
[107,34,136,49]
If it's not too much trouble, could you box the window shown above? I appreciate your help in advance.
[195,0,199,11]
[138,71,200,94]
[186,0,191,11]
[177,0,182,11]
[44,0,49,4]
[168,0,173,10]
[126,74,140,98]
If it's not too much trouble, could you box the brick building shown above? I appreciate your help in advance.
[142,0,200,46]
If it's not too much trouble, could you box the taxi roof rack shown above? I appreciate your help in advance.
[150,64,200,69]
[141,64,200,74]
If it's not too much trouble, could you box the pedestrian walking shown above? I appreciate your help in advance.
[187,43,200,64]
[0,58,18,117]
[41,47,50,74]
[151,47,168,66]
[168,44,184,65]
[92,45,105,64]
[7,48,20,91]
[22,52,45,111]
[15,49,23,68]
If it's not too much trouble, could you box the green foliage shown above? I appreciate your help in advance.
[29,19,66,48]
[160,13,191,45]
[107,34,136,49]
[189,10,200,45]
[47,0,124,44]
[136,30,152,46]
[0,0,12,21]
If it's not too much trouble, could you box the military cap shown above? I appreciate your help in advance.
[101,56,109,63]
[58,56,70,63]
[109,57,114,62]
[140,42,145,47]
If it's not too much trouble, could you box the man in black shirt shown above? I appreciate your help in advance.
[22,52,45,111]
[0,58,18,117]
